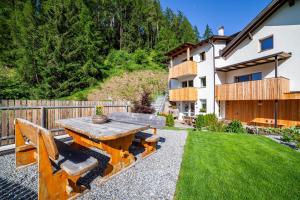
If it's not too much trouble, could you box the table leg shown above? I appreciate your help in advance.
[101,134,135,177]
[65,129,93,149]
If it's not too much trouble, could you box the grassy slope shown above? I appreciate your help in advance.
[62,70,168,101]
[175,132,300,200]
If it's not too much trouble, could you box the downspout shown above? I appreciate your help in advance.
[208,38,216,115]
[274,55,278,128]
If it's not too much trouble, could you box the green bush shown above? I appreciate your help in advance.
[195,115,205,130]
[195,113,219,131]
[282,133,294,142]
[209,121,226,132]
[255,126,300,136]
[225,120,245,133]
[166,114,175,127]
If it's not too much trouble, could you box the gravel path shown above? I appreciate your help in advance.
[0,129,187,200]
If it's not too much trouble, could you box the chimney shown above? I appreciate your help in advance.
[218,26,224,36]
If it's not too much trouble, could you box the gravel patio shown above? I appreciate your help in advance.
[0,129,187,200]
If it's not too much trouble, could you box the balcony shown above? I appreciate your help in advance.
[215,77,290,101]
[169,87,198,102]
[169,60,197,79]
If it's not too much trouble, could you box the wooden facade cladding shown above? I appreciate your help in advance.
[225,100,300,128]
[169,87,198,102]
[215,77,290,101]
[169,61,197,79]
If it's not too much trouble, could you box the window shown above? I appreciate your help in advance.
[200,77,206,88]
[200,52,206,61]
[260,36,273,51]
[188,80,194,87]
[234,72,262,83]
[182,81,187,88]
[200,99,207,113]
[252,72,262,81]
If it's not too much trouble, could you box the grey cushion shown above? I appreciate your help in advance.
[53,140,98,176]
[135,132,160,142]
[108,112,166,129]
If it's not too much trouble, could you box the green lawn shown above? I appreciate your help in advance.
[175,131,300,200]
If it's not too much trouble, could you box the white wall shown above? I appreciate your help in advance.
[218,1,300,91]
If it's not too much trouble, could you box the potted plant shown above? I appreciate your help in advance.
[92,105,108,124]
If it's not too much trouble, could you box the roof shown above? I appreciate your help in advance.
[165,43,196,57]
[221,0,293,57]
[216,51,291,72]
[165,35,232,58]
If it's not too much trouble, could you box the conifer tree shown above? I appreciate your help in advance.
[202,24,213,40]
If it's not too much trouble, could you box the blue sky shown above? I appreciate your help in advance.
[160,0,271,36]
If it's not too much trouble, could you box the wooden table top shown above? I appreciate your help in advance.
[56,117,150,141]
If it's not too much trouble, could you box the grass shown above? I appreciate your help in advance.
[175,131,300,200]
[163,126,193,131]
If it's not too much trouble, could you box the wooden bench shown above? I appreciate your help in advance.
[15,118,98,200]
[108,112,165,158]
[251,118,284,128]
[183,116,195,126]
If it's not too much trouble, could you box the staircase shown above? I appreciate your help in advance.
[152,93,168,114]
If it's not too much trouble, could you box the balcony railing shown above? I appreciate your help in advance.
[169,87,198,102]
[169,60,197,79]
[215,77,290,101]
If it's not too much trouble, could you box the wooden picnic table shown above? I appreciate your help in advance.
[56,117,150,177]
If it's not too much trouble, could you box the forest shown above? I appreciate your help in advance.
[0,0,212,99]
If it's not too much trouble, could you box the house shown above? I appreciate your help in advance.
[167,0,300,127]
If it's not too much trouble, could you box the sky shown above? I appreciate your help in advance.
[160,0,271,36]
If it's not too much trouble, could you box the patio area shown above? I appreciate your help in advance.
[0,129,187,200]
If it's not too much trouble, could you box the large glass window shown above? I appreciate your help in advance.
[260,36,273,51]
[235,72,262,83]
[188,80,194,87]
[182,81,187,88]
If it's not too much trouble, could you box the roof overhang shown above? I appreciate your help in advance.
[216,52,291,72]
[221,0,292,57]
[165,36,233,58]
[165,43,196,58]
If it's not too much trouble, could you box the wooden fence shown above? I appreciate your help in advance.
[0,100,131,146]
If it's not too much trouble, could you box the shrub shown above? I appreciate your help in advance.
[282,133,293,142]
[225,120,245,133]
[250,126,300,136]
[195,113,219,131]
[204,114,218,127]
[166,114,175,127]
[195,115,205,130]
[132,91,155,114]
[209,121,226,132]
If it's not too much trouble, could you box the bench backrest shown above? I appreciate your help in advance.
[108,112,166,129]
[15,118,59,160]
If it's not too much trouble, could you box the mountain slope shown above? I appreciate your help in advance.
[87,70,168,102]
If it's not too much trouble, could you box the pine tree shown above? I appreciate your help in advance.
[193,26,200,42]
[202,24,213,40]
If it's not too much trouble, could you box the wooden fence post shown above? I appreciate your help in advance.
[40,107,47,128]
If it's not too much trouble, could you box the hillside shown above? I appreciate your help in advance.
[0,0,199,99]
[66,70,168,102]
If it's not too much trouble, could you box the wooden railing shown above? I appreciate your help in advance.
[215,77,290,101]
[169,87,198,101]
[169,60,197,79]
[0,100,130,146]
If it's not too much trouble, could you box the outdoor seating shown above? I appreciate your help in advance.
[108,112,165,157]
[15,118,98,200]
